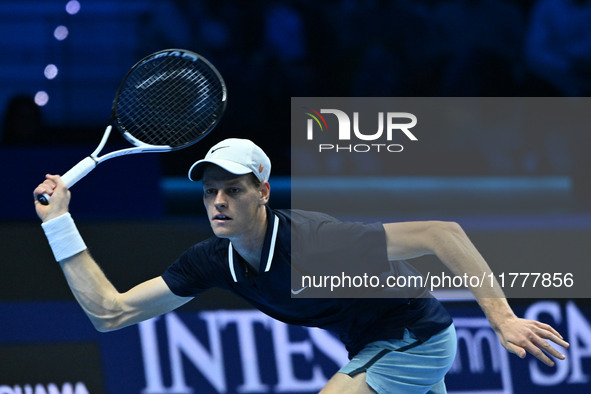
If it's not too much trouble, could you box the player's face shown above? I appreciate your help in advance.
[202,165,268,239]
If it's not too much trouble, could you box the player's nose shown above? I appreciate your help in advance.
[213,191,228,208]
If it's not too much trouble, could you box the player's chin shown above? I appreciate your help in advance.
[210,221,235,237]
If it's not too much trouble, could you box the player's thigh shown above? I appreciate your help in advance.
[320,372,376,394]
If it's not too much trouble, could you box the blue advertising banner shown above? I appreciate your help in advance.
[0,299,589,393]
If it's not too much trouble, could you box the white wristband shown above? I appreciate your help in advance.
[41,213,87,262]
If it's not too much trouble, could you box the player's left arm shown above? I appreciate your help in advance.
[382,220,569,366]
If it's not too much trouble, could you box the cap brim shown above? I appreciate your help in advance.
[188,158,252,181]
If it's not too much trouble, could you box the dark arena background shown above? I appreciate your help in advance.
[2,1,591,393]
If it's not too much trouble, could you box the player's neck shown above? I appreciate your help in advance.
[229,206,268,271]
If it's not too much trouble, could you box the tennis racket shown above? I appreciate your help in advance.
[37,48,227,205]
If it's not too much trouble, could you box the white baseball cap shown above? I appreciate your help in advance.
[188,138,271,182]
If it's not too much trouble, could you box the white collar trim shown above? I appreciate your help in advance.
[228,214,280,283]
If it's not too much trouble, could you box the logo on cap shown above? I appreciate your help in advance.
[211,146,230,154]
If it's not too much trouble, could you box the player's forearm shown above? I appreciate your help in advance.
[429,222,516,325]
[39,212,128,331]
[475,297,517,333]
[59,250,128,332]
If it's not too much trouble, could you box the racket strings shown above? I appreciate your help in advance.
[115,55,225,148]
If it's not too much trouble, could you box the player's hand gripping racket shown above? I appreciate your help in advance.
[37,48,227,205]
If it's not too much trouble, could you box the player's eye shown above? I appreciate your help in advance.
[204,188,216,196]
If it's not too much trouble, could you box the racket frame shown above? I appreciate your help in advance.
[37,48,226,205]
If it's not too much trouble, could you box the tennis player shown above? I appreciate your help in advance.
[34,138,569,393]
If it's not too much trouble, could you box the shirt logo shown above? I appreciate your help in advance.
[290,286,308,295]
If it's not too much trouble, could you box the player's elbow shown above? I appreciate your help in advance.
[93,321,113,333]
[428,221,466,249]
[85,299,130,333]
[437,220,464,236]
[91,318,121,333]
[88,314,125,333]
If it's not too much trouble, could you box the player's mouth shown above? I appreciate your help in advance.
[212,214,232,223]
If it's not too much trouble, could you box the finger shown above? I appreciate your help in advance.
[532,330,569,360]
[533,324,570,349]
[523,341,555,367]
[544,334,569,349]
[533,321,564,340]
[523,333,568,366]
[532,335,566,360]
[504,342,527,359]
[47,175,71,195]
[33,174,60,201]
[40,178,57,192]
[34,183,53,198]
[45,174,62,188]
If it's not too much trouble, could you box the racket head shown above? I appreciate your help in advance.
[112,49,227,150]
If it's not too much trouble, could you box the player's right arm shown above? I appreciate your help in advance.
[60,253,191,332]
[34,174,192,332]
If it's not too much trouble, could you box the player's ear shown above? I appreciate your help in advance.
[260,181,270,205]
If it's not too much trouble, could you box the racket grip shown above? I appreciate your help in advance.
[61,156,97,187]
[37,156,97,205]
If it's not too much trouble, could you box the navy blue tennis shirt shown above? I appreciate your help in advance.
[162,207,452,358]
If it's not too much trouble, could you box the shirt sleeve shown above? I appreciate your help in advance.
[161,237,224,297]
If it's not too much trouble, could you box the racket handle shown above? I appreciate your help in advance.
[37,156,98,205]
[61,156,98,187]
